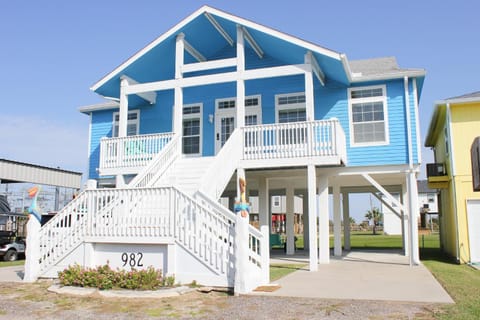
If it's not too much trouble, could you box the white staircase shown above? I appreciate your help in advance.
[33,129,267,292]
[156,157,214,195]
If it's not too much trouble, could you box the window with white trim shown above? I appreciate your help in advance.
[348,85,388,146]
[183,104,202,155]
[112,110,139,137]
[276,93,306,123]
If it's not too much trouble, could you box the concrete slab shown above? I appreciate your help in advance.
[0,265,24,282]
[262,250,454,304]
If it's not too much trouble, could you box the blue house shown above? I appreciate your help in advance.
[29,6,425,293]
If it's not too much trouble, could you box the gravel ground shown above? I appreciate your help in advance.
[0,281,445,319]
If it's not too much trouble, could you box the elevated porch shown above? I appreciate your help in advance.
[97,119,347,176]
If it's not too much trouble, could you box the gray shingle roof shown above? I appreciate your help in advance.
[349,56,423,77]
[445,91,480,101]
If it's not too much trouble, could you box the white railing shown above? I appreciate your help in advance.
[99,132,175,171]
[242,119,346,161]
[129,134,181,188]
[199,129,243,200]
[38,186,240,278]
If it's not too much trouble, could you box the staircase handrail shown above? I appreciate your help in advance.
[129,134,181,188]
[199,129,243,200]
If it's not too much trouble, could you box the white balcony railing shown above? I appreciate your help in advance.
[99,133,174,174]
[242,119,346,162]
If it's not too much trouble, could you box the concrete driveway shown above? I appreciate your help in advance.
[0,265,24,282]
[264,250,454,303]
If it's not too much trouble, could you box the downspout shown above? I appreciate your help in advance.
[446,103,461,263]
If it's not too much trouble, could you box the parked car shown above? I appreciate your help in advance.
[0,230,25,261]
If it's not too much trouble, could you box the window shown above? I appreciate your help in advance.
[348,85,388,146]
[276,93,306,123]
[112,110,139,137]
[275,93,307,144]
[273,196,280,207]
[183,104,202,155]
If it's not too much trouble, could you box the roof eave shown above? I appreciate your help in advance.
[78,101,120,114]
[424,103,445,147]
[350,70,426,83]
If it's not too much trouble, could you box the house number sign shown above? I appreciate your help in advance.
[121,252,144,267]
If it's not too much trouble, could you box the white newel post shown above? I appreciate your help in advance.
[23,217,40,282]
[234,167,249,294]
[402,181,410,257]
[307,164,318,271]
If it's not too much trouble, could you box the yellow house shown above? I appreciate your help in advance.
[425,91,480,264]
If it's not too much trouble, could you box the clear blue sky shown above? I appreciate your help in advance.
[0,1,478,219]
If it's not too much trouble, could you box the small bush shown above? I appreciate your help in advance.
[58,264,174,290]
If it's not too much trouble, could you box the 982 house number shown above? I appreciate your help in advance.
[121,252,144,267]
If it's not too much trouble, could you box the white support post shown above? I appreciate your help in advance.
[258,176,270,284]
[304,53,315,121]
[318,174,329,264]
[407,171,420,265]
[234,167,249,294]
[402,181,410,257]
[307,164,318,270]
[173,33,185,136]
[118,78,129,138]
[303,191,309,251]
[236,25,245,128]
[286,186,295,255]
[342,192,351,251]
[333,185,342,257]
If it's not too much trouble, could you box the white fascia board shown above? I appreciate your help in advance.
[436,96,480,105]
[350,70,426,83]
[182,57,237,73]
[120,75,156,104]
[78,101,120,114]
[204,12,233,46]
[183,38,206,62]
[125,64,308,95]
[91,5,342,93]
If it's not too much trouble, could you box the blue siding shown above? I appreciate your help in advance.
[89,110,114,179]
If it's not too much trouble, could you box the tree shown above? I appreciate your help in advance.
[365,207,383,235]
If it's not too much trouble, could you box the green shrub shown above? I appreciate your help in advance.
[58,264,174,290]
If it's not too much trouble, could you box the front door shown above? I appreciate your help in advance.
[214,96,262,154]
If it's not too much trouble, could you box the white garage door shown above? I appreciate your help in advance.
[466,200,480,263]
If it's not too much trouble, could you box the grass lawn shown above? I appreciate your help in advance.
[270,263,306,282]
[0,260,25,268]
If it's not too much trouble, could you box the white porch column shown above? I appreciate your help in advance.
[342,191,351,251]
[318,174,330,264]
[236,25,245,128]
[173,33,185,135]
[402,181,410,257]
[304,53,315,121]
[234,167,249,294]
[286,186,295,255]
[333,184,342,257]
[307,164,318,270]
[407,171,420,265]
[118,78,129,138]
[303,191,309,251]
[258,176,270,284]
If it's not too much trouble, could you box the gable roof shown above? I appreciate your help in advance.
[90,5,425,100]
[444,91,480,103]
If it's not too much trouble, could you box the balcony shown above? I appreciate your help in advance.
[99,119,347,176]
[99,133,175,176]
[426,163,449,189]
